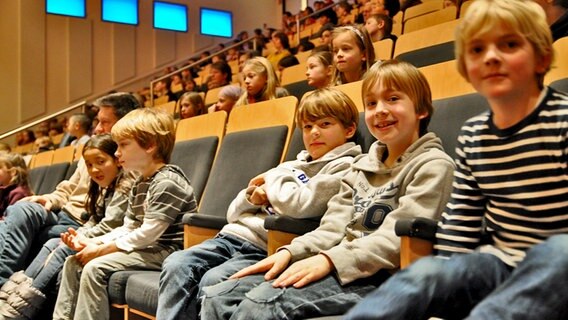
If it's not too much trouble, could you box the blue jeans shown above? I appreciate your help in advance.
[156,233,266,320]
[25,237,75,291]
[344,234,568,320]
[0,202,80,285]
[200,269,390,320]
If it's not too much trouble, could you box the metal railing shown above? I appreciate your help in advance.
[0,101,87,141]
[148,37,256,107]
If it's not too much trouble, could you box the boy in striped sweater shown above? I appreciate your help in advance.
[52,108,197,320]
[345,0,568,319]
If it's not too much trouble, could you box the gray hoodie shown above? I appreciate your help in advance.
[221,142,362,251]
[282,133,455,284]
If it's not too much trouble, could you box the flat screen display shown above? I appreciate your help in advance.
[153,1,188,32]
[46,0,86,18]
[102,0,139,25]
[200,7,233,38]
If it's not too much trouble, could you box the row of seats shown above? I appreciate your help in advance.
[27,145,82,195]
[24,36,567,319]
[107,80,488,319]
[116,68,568,319]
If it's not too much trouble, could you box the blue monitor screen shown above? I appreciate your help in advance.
[102,0,139,25]
[200,8,233,38]
[153,1,188,32]
[46,0,86,18]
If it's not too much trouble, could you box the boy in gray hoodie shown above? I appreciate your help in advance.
[156,88,362,320]
[200,60,456,320]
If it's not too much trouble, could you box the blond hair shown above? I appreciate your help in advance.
[0,152,30,190]
[236,57,281,106]
[362,60,433,136]
[111,108,175,163]
[331,25,376,85]
[455,0,553,88]
[296,88,359,132]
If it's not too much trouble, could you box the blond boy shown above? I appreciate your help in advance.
[345,1,568,319]
[53,108,197,320]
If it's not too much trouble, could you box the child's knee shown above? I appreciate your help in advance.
[202,278,240,299]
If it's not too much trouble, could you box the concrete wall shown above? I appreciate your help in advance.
[0,0,282,142]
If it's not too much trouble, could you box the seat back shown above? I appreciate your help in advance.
[282,64,307,86]
[550,78,568,93]
[394,19,460,58]
[197,96,298,217]
[170,137,219,205]
[154,101,176,116]
[173,111,228,204]
[419,60,476,100]
[430,93,490,160]
[204,85,229,106]
[403,6,457,34]
[403,1,444,23]
[545,37,568,85]
[225,96,298,162]
[333,80,364,112]
[52,145,76,164]
[35,162,70,195]
[29,150,54,169]
[284,80,313,102]
[373,38,394,60]
[175,111,227,147]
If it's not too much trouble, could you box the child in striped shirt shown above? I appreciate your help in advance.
[345,0,568,319]
[53,108,197,320]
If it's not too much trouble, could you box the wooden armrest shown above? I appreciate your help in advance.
[267,230,300,255]
[400,236,433,269]
[183,225,220,249]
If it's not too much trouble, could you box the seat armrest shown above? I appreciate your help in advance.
[182,213,228,249]
[264,215,321,235]
[395,218,437,268]
[394,217,437,241]
[264,215,321,255]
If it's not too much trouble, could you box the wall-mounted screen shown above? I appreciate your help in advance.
[102,0,139,25]
[46,0,86,18]
[200,7,233,38]
[153,1,188,32]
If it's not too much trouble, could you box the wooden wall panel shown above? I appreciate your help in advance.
[69,19,93,101]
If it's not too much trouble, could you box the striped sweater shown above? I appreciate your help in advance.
[435,87,568,267]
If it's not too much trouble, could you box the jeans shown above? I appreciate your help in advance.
[25,238,75,291]
[156,233,266,320]
[53,245,173,320]
[0,202,80,285]
[344,234,568,320]
[200,270,390,320]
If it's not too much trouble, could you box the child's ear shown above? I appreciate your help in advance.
[535,52,552,75]
[326,65,333,77]
[417,111,429,120]
[345,123,357,139]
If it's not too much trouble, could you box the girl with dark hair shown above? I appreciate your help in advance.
[0,134,135,319]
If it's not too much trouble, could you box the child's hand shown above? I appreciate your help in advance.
[20,195,54,211]
[230,249,292,280]
[272,254,334,289]
[250,187,268,205]
[248,173,266,187]
[75,242,119,265]
[75,243,102,265]
[61,228,87,251]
